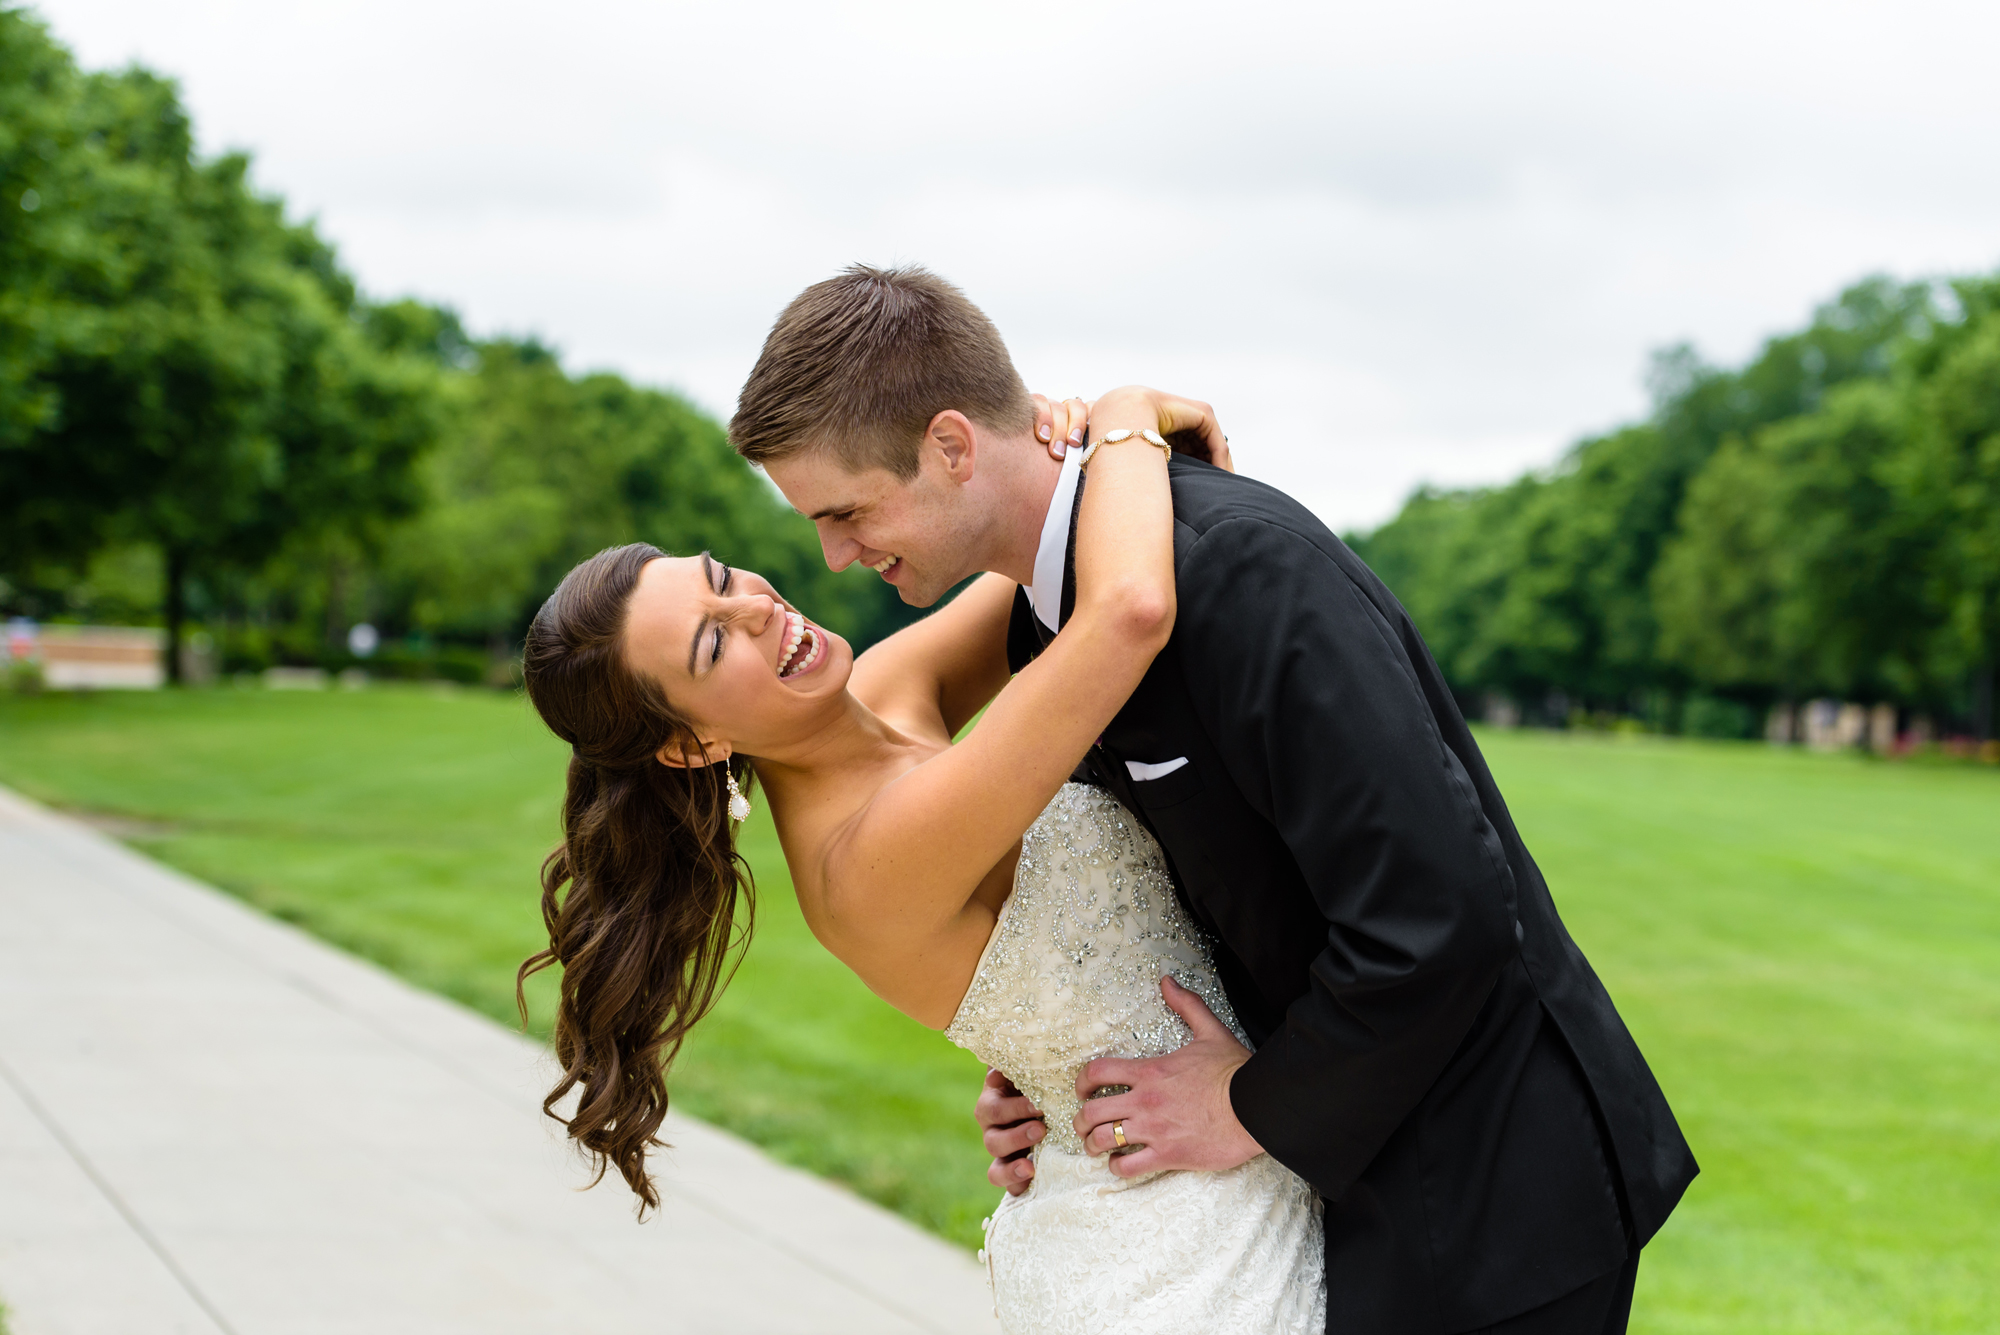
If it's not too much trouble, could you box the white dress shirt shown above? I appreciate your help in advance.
[1019,443,1191,782]
[1021,442,1084,634]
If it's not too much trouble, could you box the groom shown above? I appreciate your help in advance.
[731,265,1696,1334]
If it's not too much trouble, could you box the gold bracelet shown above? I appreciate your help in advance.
[1078,428,1171,469]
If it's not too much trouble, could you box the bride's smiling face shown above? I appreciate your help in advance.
[621,553,852,760]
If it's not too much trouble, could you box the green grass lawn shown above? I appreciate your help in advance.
[0,687,1994,1333]
[0,686,994,1246]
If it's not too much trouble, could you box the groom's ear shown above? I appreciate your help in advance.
[925,410,978,484]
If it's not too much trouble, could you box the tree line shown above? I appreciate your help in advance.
[1350,274,2000,741]
[0,9,913,682]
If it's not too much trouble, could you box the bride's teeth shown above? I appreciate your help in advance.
[778,616,818,678]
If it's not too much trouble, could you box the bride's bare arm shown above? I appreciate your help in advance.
[849,572,1018,737]
[821,388,1223,1017]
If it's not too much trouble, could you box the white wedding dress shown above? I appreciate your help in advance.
[946,783,1325,1334]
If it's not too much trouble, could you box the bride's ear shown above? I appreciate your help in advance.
[655,737,729,769]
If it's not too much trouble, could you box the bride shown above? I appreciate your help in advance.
[518,386,1324,1334]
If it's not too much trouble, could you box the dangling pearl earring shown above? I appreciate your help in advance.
[725,765,751,823]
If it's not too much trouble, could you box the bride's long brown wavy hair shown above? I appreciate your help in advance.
[517,542,756,1215]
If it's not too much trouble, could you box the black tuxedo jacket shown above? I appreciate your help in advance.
[1007,455,1696,1334]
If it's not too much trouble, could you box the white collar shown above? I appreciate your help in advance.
[1023,443,1083,633]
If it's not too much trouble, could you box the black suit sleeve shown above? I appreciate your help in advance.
[1177,519,1520,1200]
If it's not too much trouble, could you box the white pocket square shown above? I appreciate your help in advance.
[1125,757,1190,781]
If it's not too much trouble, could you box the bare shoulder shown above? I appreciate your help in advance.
[776,745,1002,1027]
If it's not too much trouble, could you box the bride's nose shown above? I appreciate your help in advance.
[726,592,780,633]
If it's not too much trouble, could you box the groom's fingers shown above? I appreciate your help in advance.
[986,1117,1044,1157]
[1105,1144,1169,1178]
[987,1124,1042,1161]
[1077,1054,1144,1101]
[1080,1117,1134,1157]
[1073,1089,1143,1150]
[1159,975,1235,1040]
[977,1069,1042,1125]
[989,1157,1035,1193]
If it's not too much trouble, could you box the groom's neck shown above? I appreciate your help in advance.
[976,431,1064,586]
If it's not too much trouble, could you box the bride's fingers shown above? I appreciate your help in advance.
[1030,393,1057,448]
[1061,397,1089,453]
[1045,396,1085,460]
[1158,395,1231,470]
[1031,392,1096,461]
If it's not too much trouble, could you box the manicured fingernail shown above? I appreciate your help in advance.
[1068,428,1084,444]
[1037,423,1052,441]
[1027,1122,1043,1140]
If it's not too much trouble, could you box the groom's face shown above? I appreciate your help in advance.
[766,438,980,608]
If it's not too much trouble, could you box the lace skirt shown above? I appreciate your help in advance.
[980,1146,1325,1335]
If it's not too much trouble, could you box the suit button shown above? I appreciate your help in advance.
[1514,920,1525,945]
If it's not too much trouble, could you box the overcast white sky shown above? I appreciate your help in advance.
[31,0,2000,531]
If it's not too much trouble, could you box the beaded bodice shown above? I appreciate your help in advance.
[945,783,1247,1155]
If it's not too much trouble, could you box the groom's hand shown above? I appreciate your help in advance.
[1072,976,1263,1178]
[977,1067,1046,1196]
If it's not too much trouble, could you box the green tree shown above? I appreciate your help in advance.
[0,17,441,676]
[1355,275,1944,717]
[371,335,906,655]
[0,8,80,453]
[1897,279,2000,734]
[1655,381,1935,703]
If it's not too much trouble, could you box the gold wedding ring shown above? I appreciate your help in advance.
[1112,1120,1128,1149]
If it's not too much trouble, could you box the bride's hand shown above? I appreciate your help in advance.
[1086,385,1235,473]
[1030,393,1092,461]
[1032,389,1235,472]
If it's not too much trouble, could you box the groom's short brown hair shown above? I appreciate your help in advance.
[729,265,1033,480]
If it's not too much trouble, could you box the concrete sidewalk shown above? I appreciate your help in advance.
[0,786,998,1335]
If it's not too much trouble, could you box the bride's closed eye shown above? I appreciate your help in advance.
[709,562,733,667]
[689,554,736,673]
